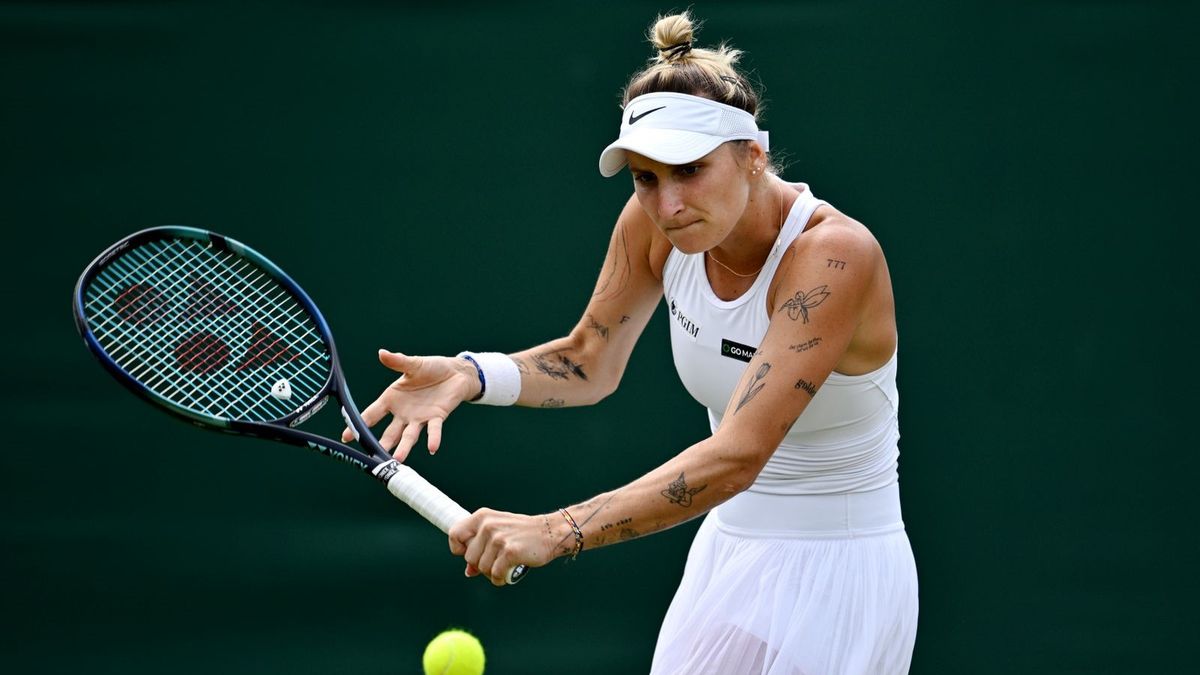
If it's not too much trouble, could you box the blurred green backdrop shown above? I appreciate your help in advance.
[3,1,1197,673]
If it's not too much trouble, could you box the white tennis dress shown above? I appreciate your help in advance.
[651,184,918,675]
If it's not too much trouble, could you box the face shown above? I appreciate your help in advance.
[627,143,754,254]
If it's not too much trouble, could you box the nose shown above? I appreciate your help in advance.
[657,182,685,220]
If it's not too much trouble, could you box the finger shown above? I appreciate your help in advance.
[489,552,513,587]
[448,514,478,554]
[465,564,479,578]
[359,395,391,428]
[394,422,425,461]
[341,426,354,443]
[378,419,406,452]
[379,349,417,374]
[427,417,444,455]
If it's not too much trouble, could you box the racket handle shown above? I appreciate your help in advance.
[373,461,528,585]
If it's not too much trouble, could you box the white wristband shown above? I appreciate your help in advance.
[456,351,522,406]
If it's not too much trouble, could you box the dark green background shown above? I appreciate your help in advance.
[3,1,1196,673]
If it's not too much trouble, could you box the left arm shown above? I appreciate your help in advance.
[450,223,884,585]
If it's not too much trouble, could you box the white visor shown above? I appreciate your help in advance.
[598,92,769,177]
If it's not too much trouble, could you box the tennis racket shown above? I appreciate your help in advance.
[73,226,526,585]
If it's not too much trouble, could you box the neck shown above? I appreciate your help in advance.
[709,176,790,274]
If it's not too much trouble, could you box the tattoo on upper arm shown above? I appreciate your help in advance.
[826,259,847,270]
[788,337,823,352]
[540,398,565,408]
[661,472,707,507]
[780,285,831,323]
[533,350,588,381]
[794,378,818,397]
[586,314,609,341]
[593,227,631,301]
[734,362,771,414]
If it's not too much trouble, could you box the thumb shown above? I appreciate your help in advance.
[378,349,416,373]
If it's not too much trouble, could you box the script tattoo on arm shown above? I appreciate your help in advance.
[780,285,831,323]
[540,398,565,408]
[794,378,818,397]
[586,314,609,341]
[533,350,588,381]
[734,362,771,414]
[593,226,631,301]
[661,472,707,507]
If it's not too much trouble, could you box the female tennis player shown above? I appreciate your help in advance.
[347,11,917,674]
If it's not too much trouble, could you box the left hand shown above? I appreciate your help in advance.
[449,508,564,586]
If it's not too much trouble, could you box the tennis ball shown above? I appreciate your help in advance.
[423,629,485,675]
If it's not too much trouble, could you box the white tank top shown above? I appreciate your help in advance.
[662,184,900,496]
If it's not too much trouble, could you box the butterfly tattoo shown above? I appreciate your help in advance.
[781,285,831,323]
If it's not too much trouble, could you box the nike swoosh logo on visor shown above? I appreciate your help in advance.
[628,106,666,124]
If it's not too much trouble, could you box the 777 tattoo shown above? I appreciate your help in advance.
[781,285,831,323]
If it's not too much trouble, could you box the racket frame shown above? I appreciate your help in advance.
[73,226,527,583]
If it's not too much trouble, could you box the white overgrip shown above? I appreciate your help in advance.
[373,460,528,585]
[380,462,470,534]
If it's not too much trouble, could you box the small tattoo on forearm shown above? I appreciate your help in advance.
[826,259,846,270]
[619,315,631,324]
[533,351,588,381]
[788,337,823,352]
[540,398,564,408]
[794,378,818,397]
[781,285,831,323]
[661,472,707,507]
[619,528,640,541]
[601,518,632,532]
[734,362,771,414]
[587,314,609,341]
[515,357,530,374]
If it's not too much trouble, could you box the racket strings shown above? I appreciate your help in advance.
[84,237,331,421]
[89,240,328,419]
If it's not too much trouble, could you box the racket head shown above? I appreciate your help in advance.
[73,226,341,432]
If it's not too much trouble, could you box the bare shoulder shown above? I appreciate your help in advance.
[792,206,884,268]
[614,193,673,281]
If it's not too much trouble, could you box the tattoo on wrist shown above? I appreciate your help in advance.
[794,378,818,397]
[586,314,609,341]
[781,285,831,323]
[540,398,565,408]
[661,472,707,507]
[734,362,771,414]
[788,337,823,352]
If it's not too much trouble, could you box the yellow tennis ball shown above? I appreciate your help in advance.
[423,629,485,675]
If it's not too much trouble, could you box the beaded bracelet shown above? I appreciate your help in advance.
[558,508,584,560]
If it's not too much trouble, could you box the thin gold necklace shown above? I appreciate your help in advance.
[707,183,785,279]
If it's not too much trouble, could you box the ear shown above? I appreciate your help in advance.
[745,141,768,177]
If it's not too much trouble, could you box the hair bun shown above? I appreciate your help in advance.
[651,12,696,63]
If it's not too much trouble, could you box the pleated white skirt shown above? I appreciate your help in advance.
[650,484,918,675]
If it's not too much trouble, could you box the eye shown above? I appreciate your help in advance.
[632,171,657,184]
[679,164,700,176]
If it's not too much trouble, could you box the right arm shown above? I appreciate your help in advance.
[346,195,666,458]
[510,195,664,408]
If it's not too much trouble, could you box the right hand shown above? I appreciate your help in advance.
[341,350,480,461]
